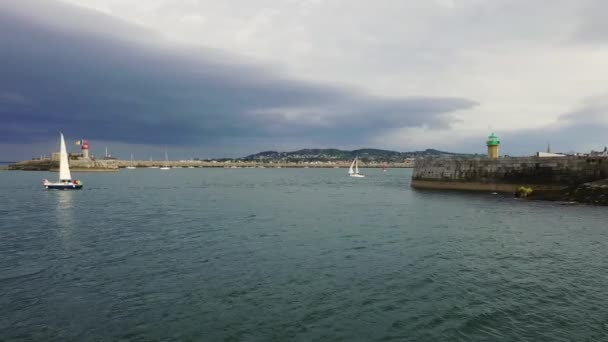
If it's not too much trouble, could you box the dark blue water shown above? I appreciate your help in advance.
[1,168,607,341]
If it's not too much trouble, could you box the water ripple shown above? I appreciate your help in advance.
[1,169,608,341]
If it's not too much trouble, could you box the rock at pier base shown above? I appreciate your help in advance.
[515,186,533,198]
[526,179,608,205]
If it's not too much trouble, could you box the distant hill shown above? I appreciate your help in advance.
[242,148,475,162]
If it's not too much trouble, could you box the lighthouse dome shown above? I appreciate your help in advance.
[486,132,500,146]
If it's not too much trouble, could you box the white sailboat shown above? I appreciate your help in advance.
[348,157,365,178]
[43,133,83,190]
[160,149,170,170]
[126,153,136,169]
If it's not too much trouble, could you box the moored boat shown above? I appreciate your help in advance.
[160,149,171,170]
[126,153,136,169]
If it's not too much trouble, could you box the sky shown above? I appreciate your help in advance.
[1,0,608,160]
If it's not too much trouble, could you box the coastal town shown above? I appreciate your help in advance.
[5,133,607,172]
[5,138,463,171]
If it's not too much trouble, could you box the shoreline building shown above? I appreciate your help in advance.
[486,132,500,159]
[590,147,608,157]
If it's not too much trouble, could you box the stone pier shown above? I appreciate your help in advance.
[411,156,608,193]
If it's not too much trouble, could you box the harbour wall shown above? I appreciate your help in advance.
[8,159,414,171]
[8,159,118,171]
[411,156,608,192]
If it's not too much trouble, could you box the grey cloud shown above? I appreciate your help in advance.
[496,96,608,155]
[0,0,476,153]
[571,0,608,44]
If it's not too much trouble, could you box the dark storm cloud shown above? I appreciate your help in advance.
[0,0,476,148]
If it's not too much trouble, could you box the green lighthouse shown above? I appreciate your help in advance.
[486,132,500,159]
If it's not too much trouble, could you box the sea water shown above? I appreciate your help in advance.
[1,168,607,341]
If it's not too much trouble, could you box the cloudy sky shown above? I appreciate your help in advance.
[1,0,608,160]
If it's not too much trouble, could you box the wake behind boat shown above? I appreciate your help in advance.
[43,133,83,190]
[348,157,365,178]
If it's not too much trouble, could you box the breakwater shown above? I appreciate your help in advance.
[411,156,608,193]
[8,159,119,171]
[8,159,414,171]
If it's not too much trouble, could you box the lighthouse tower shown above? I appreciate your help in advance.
[486,133,500,159]
[81,140,90,159]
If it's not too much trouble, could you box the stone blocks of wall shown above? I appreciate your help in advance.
[411,156,608,192]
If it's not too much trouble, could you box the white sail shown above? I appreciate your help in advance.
[59,133,71,181]
[348,156,365,178]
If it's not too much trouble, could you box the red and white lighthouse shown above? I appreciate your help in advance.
[81,140,90,159]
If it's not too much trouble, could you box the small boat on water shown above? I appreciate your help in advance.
[43,133,83,190]
[348,157,365,178]
[160,149,170,170]
[126,153,136,169]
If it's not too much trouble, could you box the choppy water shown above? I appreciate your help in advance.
[1,168,607,341]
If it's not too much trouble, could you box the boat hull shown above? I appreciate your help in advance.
[44,183,83,190]
[349,174,366,178]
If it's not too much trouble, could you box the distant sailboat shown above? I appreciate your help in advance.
[43,133,83,190]
[160,149,170,170]
[126,153,136,169]
[348,157,365,178]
